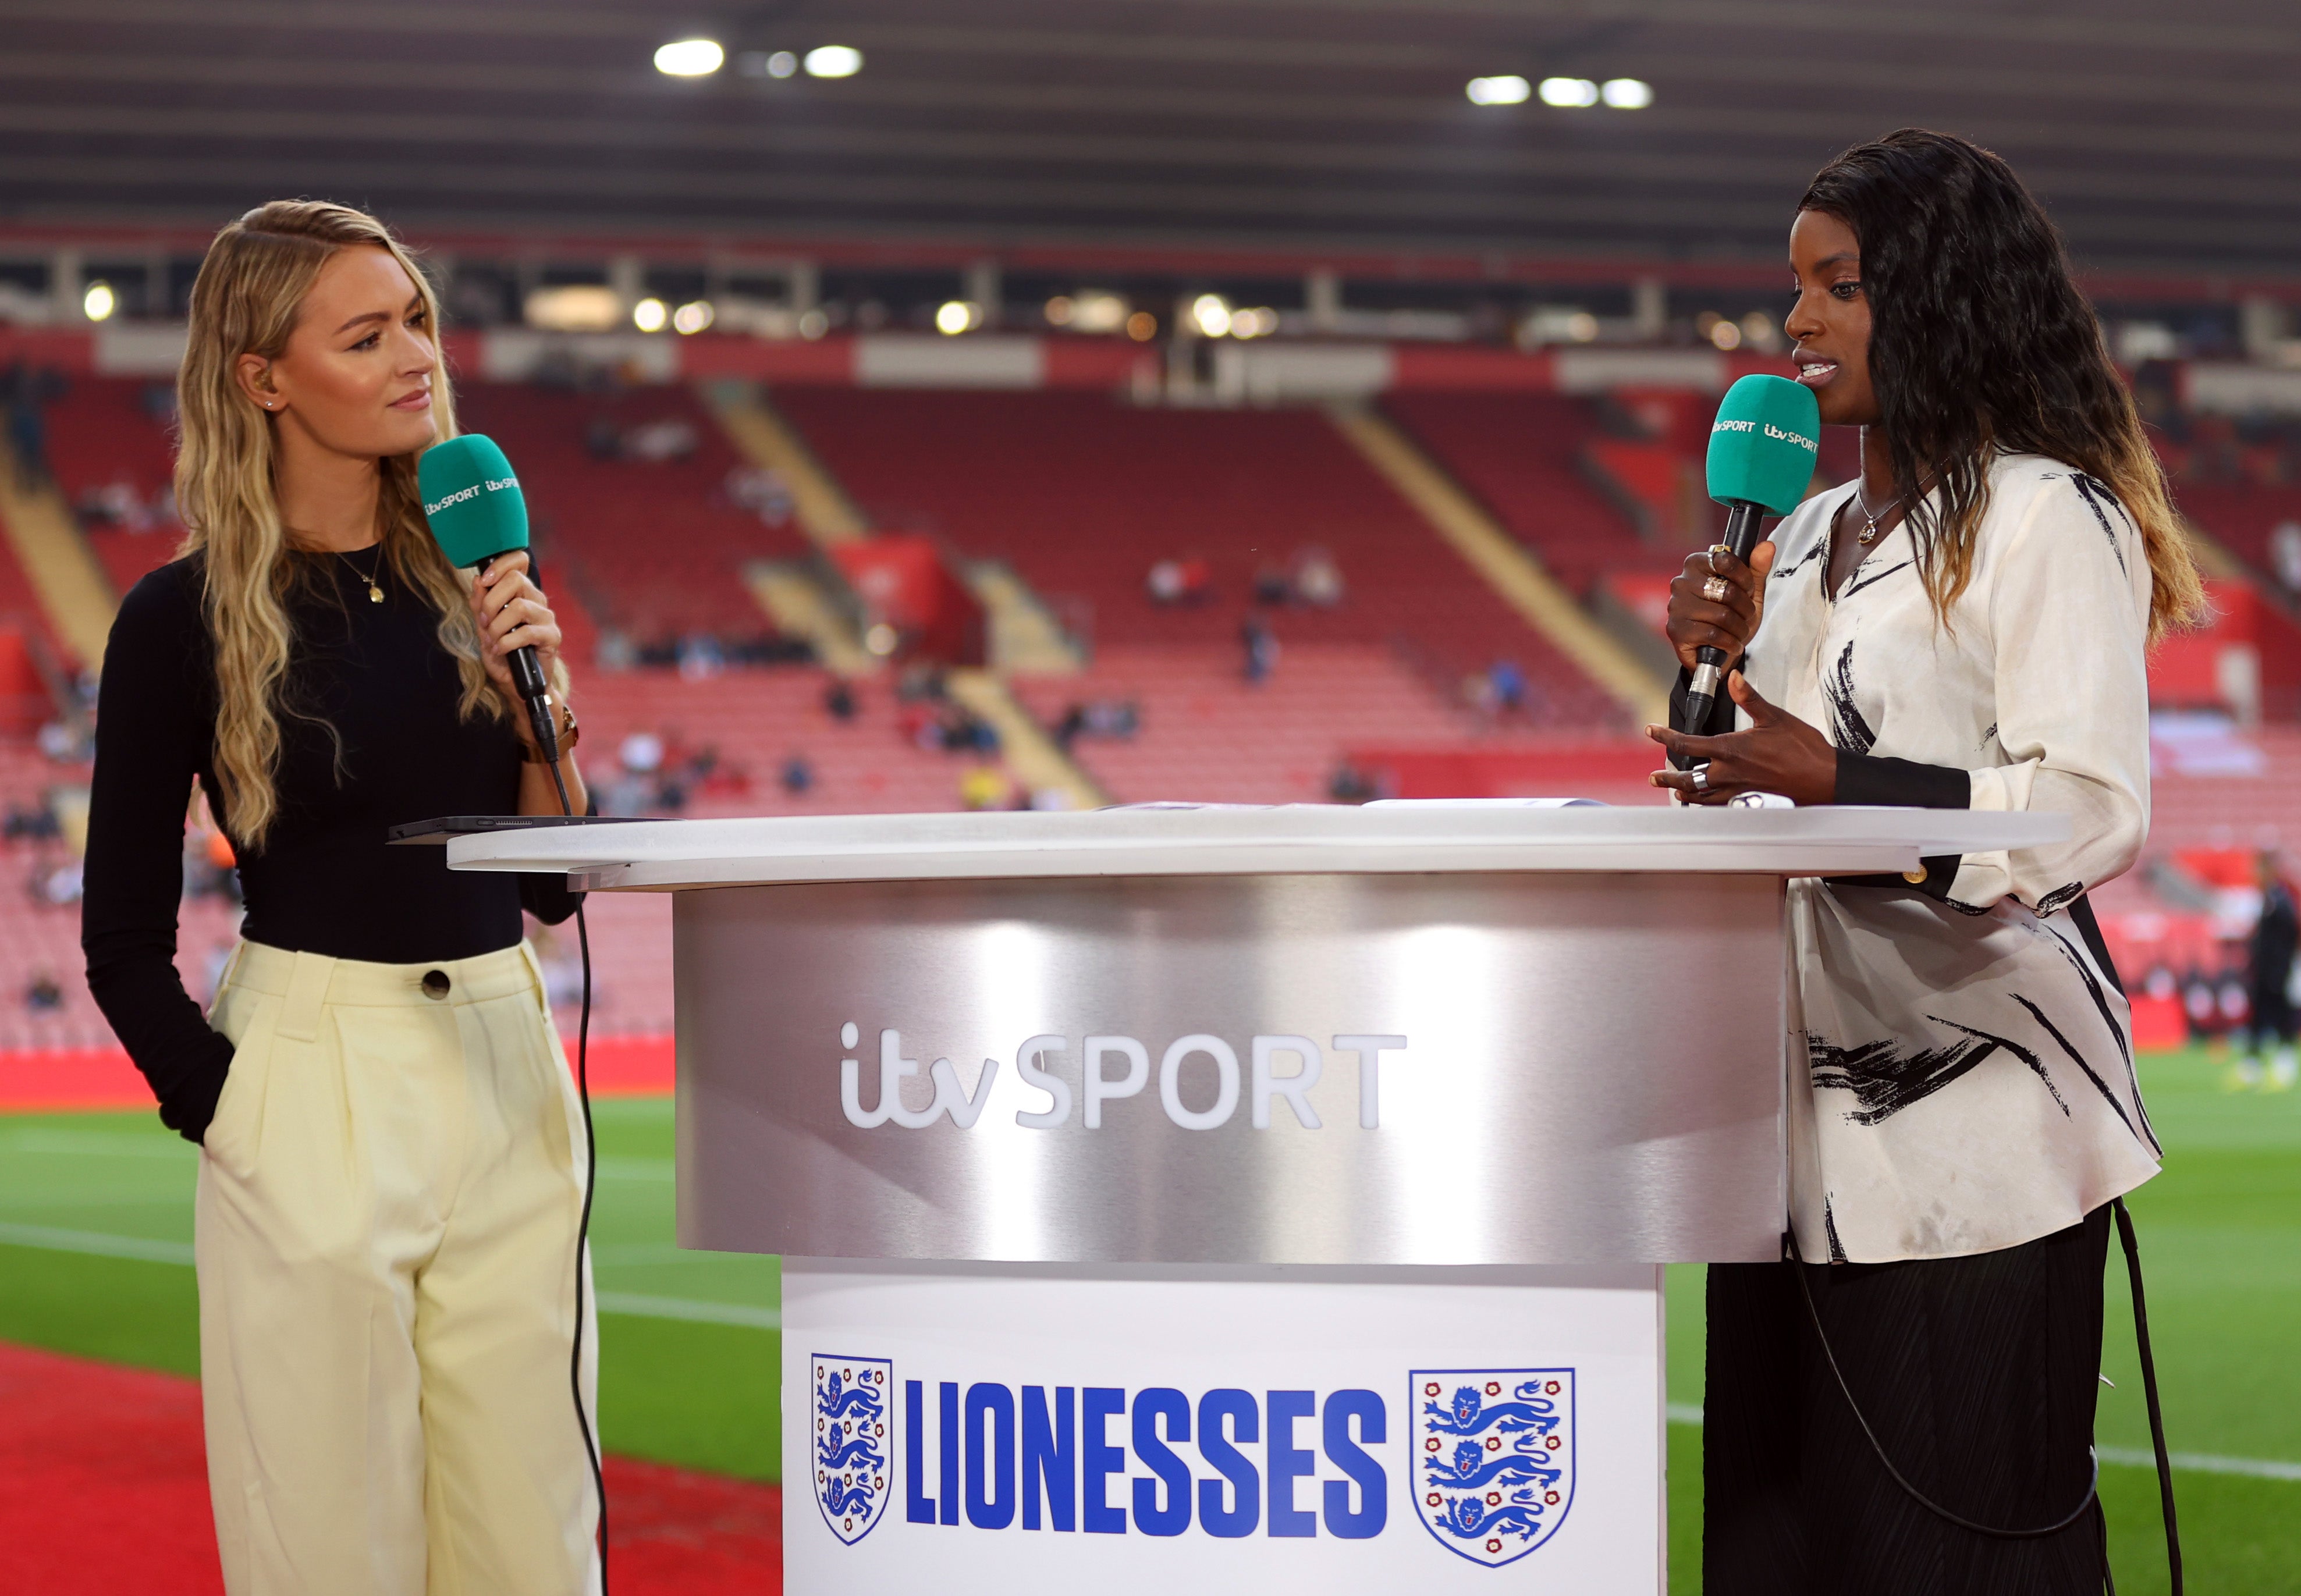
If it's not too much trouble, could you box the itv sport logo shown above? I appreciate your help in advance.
[811,1355,1580,1569]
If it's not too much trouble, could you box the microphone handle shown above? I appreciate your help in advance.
[508,644,560,764]
[471,545,561,764]
[1680,500,1769,750]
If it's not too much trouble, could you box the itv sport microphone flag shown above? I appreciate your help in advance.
[1706,374,1820,516]
[417,433,529,568]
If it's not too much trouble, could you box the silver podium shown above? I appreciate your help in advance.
[453,803,2062,1593]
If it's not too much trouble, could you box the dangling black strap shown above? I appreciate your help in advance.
[1784,1200,2181,1592]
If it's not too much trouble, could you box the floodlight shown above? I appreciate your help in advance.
[1191,294,1232,338]
[632,298,667,333]
[672,300,715,335]
[654,39,725,77]
[1465,75,1531,106]
[1539,77,1600,108]
[806,45,863,78]
[936,301,979,335]
[1602,78,1653,109]
[82,281,116,322]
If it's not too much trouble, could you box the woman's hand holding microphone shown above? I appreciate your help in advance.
[1646,541,1839,806]
[468,550,569,758]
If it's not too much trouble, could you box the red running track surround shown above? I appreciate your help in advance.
[0,1341,783,1594]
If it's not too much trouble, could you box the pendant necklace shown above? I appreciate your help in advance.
[339,547,385,603]
[1853,482,1901,546]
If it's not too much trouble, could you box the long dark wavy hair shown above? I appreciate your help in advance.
[1800,129,2204,642]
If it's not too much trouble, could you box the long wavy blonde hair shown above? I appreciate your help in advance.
[176,200,504,850]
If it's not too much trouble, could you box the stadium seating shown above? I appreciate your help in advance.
[1377,392,1668,592]
[35,374,182,602]
[1008,642,1475,805]
[454,382,809,655]
[768,387,1624,730]
[2171,481,2301,585]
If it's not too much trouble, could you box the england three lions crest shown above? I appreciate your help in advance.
[1411,1367,1575,1568]
[812,1354,893,1545]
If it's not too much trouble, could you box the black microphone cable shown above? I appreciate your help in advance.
[542,744,610,1595]
[1785,1197,2179,1593]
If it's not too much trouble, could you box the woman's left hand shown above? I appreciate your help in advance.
[470,550,563,705]
[1645,670,1839,805]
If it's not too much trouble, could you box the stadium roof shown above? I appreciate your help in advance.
[1,0,2297,281]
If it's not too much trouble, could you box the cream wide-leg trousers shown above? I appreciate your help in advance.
[195,938,599,1596]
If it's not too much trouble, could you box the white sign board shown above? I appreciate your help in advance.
[783,1259,1664,1593]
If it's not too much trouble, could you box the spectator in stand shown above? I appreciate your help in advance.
[958,763,1014,811]
[674,632,725,681]
[726,465,793,525]
[2272,520,2301,596]
[2182,963,2219,1044]
[779,753,814,796]
[1327,761,1379,804]
[1489,659,1528,715]
[823,677,858,721]
[5,361,65,490]
[1146,556,1213,606]
[1241,616,1279,684]
[622,417,698,462]
[1292,547,1345,607]
[1251,561,1290,607]
[618,730,665,777]
[4,797,59,841]
[26,973,63,1013]
[2236,849,2299,1090]
[595,627,637,671]
[1054,699,1141,751]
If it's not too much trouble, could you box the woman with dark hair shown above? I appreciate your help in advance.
[1649,129,2204,1592]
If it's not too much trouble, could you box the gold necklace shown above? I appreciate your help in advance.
[338,548,384,603]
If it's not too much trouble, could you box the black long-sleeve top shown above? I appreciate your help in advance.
[81,550,581,1143]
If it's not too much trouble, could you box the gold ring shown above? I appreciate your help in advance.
[1702,575,1730,603]
[1707,543,1732,574]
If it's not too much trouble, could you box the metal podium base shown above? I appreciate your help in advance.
[783,1257,1664,1593]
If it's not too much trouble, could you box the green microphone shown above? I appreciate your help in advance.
[1684,375,1821,733]
[417,433,559,765]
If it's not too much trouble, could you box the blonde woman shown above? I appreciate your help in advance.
[80,201,596,1594]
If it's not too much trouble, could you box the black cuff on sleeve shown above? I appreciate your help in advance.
[158,1034,235,1146]
[1834,752,1970,809]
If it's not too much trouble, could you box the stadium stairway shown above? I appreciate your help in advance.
[709,381,1102,798]
[709,379,1084,676]
[944,668,1107,809]
[1379,392,1679,592]
[1326,404,1671,728]
[744,560,875,674]
[0,437,116,671]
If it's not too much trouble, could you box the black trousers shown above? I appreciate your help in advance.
[1704,1206,2111,1595]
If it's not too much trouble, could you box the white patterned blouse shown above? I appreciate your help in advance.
[1725,453,2162,1264]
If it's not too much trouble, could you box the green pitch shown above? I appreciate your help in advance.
[1,1046,2294,1591]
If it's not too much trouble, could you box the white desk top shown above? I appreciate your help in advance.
[443,803,2069,890]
